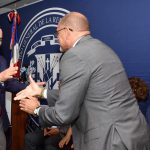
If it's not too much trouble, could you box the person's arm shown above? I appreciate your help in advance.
[44,127,59,136]
[14,75,45,100]
[59,127,72,148]
[18,52,90,126]
[46,89,59,106]
[38,51,90,127]
[4,78,27,93]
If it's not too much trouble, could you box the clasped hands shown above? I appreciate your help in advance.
[14,75,45,114]
[44,127,73,149]
[44,127,59,136]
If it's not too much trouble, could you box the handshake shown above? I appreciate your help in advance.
[14,74,45,101]
[14,74,46,115]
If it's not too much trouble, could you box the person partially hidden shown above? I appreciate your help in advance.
[129,77,149,101]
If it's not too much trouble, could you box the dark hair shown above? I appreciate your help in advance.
[129,77,149,101]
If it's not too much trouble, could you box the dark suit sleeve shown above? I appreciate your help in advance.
[0,55,27,92]
[0,56,7,90]
[0,55,7,71]
[4,78,27,93]
[39,52,90,127]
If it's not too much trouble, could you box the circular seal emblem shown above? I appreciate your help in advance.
[19,7,69,89]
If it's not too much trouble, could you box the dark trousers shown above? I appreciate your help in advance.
[24,129,62,150]
[5,127,12,150]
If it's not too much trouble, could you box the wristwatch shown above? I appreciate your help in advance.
[33,106,41,116]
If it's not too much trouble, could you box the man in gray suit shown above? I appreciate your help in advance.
[15,12,150,150]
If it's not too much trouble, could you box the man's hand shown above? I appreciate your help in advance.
[0,64,18,81]
[44,127,59,136]
[14,75,45,100]
[59,127,72,149]
[19,96,40,114]
[59,134,71,148]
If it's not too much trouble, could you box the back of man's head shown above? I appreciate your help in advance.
[60,12,90,32]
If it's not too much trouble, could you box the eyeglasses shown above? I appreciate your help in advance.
[54,27,73,38]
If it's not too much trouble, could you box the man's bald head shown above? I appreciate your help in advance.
[59,12,90,31]
[57,12,90,52]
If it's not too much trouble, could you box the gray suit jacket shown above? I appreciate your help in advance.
[39,35,150,150]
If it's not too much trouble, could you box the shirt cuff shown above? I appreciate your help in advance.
[51,126,57,128]
[42,88,47,99]
[34,106,41,116]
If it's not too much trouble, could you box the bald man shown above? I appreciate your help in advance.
[15,12,150,150]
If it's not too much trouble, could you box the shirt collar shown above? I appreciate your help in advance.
[72,36,84,47]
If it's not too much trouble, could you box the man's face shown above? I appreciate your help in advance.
[56,25,69,52]
[0,28,3,46]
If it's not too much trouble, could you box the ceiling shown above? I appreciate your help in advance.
[0,0,19,8]
[0,0,42,14]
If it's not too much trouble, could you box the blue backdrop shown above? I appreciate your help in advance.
[0,0,150,122]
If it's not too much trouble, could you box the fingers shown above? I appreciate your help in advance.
[8,75,13,79]
[71,144,74,149]
[9,65,18,72]
[37,82,46,86]
[14,85,32,100]
[26,95,38,101]
[19,99,28,111]
[65,139,69,145]
[44,128,52,136]
[14,87,40,101]
[29,74,35,83]
[0,65,18,81]
[15,94,36,101]
[17,89,26,96]
[44,128,47,136]
[14,90,27,100]
[19,97,38,114]
[59,141,64,148]
[7,65,18,78]
[16,90,24,96]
